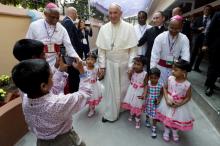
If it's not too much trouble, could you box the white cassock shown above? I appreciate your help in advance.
[96,20,138,121]
[26,19,79,66]
[151,31,190,85]
[134,24,152,55]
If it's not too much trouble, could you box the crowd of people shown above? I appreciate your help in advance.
[10,2,220,146]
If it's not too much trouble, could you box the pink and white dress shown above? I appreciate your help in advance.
[156,76,194,131]
[121,71,147,116]
[85,66,102,106]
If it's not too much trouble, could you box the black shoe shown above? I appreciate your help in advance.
[102,117,109,123]
[214,84,220,91]
[102,117,118,123]
[194,68,202,73]
[205,87,213,96]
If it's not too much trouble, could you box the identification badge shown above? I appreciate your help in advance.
[82,38,87,44]
[166,55,174,65]
[48,44,55,52]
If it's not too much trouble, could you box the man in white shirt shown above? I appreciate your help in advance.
[96,3,138,122]
[26,3,80,67]
[134,11,151,56]
[151,15,190,84]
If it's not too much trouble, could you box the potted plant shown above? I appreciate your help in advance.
[0,88,6,106]
[0,75,19,107]
[0,75,10,86]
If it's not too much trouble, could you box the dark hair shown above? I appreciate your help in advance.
[173,59,191,72]
[157,11,166,18]
[138,11,148,18]
[174,7,183,14]
[133,55,146,66]
[78,19,85,29]
[203,5,214,17]
[13,39,44,61]
[149,67,161,77]
[87,51,97,60]
[12,59,50,95]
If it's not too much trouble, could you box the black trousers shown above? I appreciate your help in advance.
[82,44,90,59]
[67,66,80,93]
[61,47,81,93]
[190,33,205,69]
[205,51,220,89]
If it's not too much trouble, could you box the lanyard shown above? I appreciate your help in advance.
[82,29,86,38]
[168,33,178,53]
[139,25,146,35]
[44,21,56,44]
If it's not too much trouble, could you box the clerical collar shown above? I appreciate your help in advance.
[157,25,163,29]
[203,15,209,19]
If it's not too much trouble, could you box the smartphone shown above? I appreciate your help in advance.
[63,56,76,65]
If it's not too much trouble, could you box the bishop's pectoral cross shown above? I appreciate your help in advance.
[111,42,114,50]
[111,24,119,50]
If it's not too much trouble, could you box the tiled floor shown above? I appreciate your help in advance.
[188,60,220,112]
[16,91,220,146]
[15,59,220,146]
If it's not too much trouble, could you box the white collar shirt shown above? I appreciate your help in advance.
[26,19,79,66]
[151,31,190,68]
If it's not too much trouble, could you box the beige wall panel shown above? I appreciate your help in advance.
[0,14,30,75]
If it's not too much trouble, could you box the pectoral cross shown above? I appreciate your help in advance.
[111,42,114,50]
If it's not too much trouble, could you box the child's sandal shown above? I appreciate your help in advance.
[128,115,133,122]
[163,134,170,142]
[135,121,141,129]
[87,110,95,118]
[173,135,180,142]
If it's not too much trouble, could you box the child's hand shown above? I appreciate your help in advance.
[171,101,182,108]
[166,97,174,107]
[156,99,160,105]
[98,68,105,80]
[127,69,133,80]
[137,95,144,100]
[167,95,174,104]
[73,57,84,74]
[127,69,133,76]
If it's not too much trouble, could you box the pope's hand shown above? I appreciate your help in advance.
[98,68,105,80]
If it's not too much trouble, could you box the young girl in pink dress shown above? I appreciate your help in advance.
[145,67,163,138]
[85,52,102,117]
[156,59,194,142]
[121,56,147,128]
